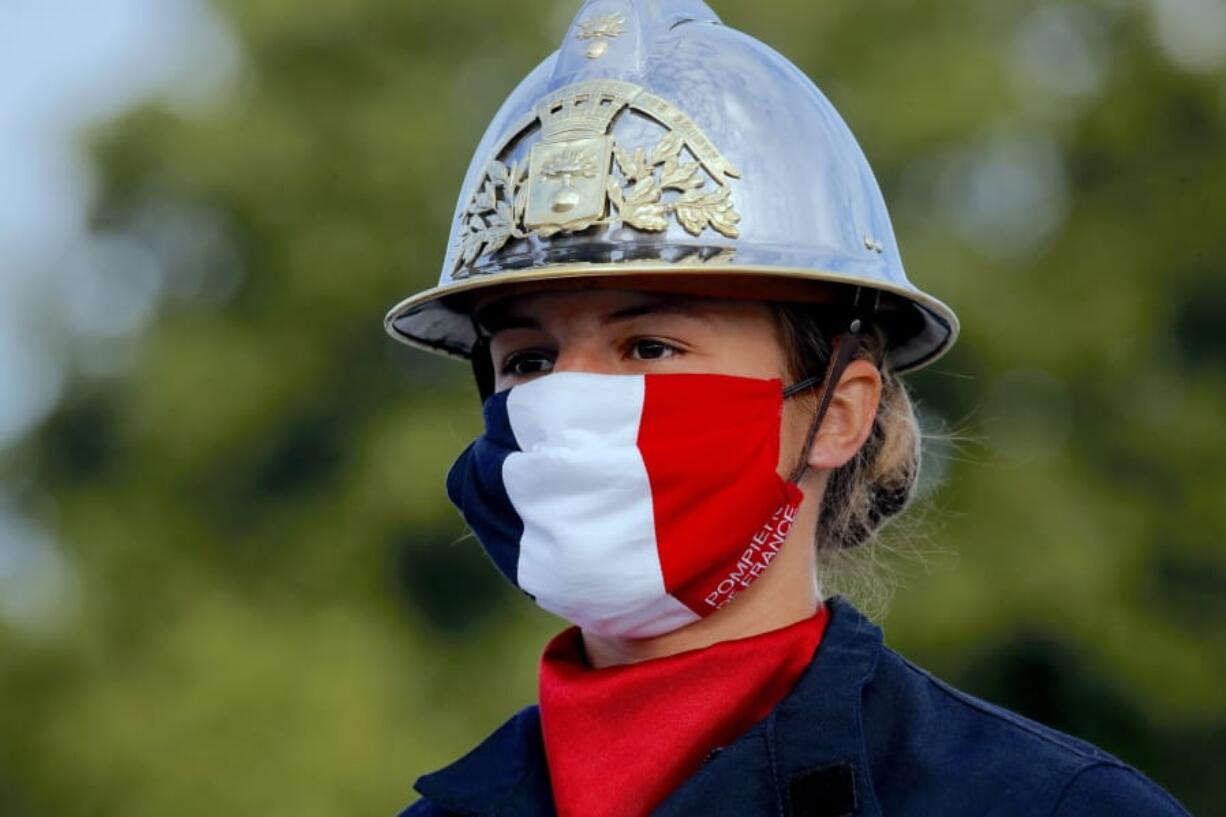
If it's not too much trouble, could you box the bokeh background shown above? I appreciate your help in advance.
[2,0,1224,814]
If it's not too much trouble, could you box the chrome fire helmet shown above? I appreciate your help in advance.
[384,0,959,372]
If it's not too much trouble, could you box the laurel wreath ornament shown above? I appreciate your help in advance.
[608,131,741,238]
[452,129,741,276]
[453,160,528,272]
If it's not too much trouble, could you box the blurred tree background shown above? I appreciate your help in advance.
[1,0,1224,814]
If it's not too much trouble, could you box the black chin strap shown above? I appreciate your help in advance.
[785,288,878,483]
[786,322,863,483]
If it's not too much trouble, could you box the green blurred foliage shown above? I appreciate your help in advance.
[2,0,1224,814]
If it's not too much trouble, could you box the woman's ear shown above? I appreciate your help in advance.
[805,359,882,471]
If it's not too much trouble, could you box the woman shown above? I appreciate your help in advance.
[383,1,1191,814]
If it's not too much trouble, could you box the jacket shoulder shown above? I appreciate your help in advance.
[862,646,1190,816]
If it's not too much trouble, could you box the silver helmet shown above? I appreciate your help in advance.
[384,0,958,372]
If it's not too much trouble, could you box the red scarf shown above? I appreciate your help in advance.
[538,603,829,817]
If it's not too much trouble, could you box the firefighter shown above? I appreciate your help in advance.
[383,1,1190,814]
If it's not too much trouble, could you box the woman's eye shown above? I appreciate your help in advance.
[501,351,554,377]
[629,339,679,361]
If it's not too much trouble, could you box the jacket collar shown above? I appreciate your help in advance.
[412,596,883,817]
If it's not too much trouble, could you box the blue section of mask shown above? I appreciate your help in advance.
[445,389,528,591]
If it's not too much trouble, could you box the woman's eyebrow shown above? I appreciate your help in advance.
[478,297,711,335]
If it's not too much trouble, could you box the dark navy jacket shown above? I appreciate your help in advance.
[400,597,1191,816]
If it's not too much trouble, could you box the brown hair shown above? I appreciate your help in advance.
[771,302,923,609]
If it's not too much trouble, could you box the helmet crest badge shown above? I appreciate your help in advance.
[453,79,742,279]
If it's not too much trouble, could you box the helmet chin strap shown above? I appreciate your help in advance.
[784,288,877,483]
[785,321,864,483]
[470,321,495,404]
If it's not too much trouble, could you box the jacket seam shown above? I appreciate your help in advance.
[765,712,787,817]
[852,671,885,817]
[1048,760,1191,817]
[1047,761,1127,816]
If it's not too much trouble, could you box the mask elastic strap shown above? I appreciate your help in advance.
[782,373,824,399]
[785,289,876,483]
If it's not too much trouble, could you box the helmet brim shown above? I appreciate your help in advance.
[383,262,958,373]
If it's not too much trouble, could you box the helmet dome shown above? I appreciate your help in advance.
[384,0,958,372]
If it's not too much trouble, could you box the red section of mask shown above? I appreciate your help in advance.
[539,603,829,817]
[636,373,804,615]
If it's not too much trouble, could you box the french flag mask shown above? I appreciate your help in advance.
[445,371,814,639]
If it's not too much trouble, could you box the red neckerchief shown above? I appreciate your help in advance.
[538,602,829,817]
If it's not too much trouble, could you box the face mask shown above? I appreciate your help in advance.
[445,370,823,639]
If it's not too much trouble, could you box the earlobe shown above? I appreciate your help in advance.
[805,360,883,471]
